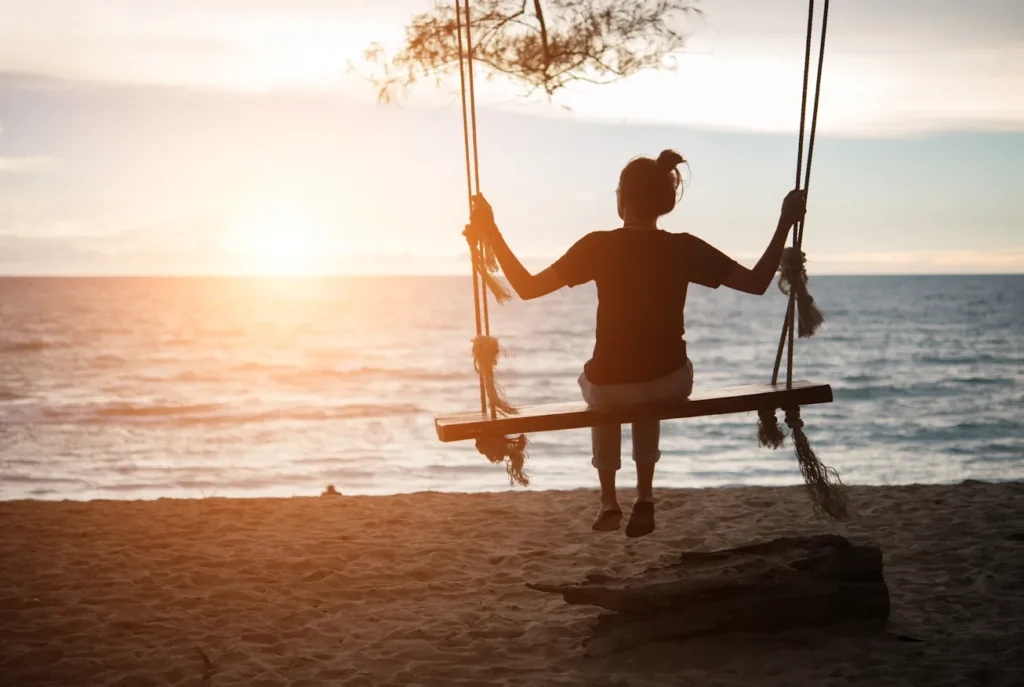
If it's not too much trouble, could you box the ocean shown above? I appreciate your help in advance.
[0,275,1021,500]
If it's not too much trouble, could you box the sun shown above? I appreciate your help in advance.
[227,203,326,275]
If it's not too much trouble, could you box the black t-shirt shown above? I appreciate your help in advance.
[552,228,738,385]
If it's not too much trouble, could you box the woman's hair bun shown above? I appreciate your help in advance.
[656,149,685,171]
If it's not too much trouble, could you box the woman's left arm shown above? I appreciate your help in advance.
[467,195,566,301]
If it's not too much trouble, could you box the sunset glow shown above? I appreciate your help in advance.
[0,1,1021,275]
[227,203,327,275]
[228,19,391,93]
[1,4,1023,685]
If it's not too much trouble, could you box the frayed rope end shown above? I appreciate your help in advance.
[757,408,786,449]
[476,434,529,487]
[480,267,512,304]
[778,247,825,339]
[796,291,825,339]
[467,237,512,304]
[472,335,518,417]
[784,407,849,521]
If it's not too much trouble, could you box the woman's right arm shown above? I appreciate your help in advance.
[721,190,806,295]
[465,194,568,301]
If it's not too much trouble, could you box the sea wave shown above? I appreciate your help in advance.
[949,377,1018,387]
[0,340,51,353]
[2,401,425,427]
[0,389,28,402]
[904,419,1023,443]
[835,383,961,402]
[915,353,1021,366]
[122,359,593,387]
[90,354,127,368]
[273,366,473,384]
[95,402,222,419]
[230,361,587,384]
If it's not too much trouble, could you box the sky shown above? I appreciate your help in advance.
[0,0,1022,275]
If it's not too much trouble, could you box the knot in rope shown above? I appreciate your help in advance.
[783,406,848,521]
[471,334,501,371]
[782,406,805,431]
[778,245,807,288]
[778,246,825,339]
[757,408,786,449]
[472,335,517,416]
[475,434,529,486]
[471,335,528,484]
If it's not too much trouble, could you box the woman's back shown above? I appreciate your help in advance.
[553,228,737,385]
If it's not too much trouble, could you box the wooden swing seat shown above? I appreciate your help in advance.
[435,379,832,442]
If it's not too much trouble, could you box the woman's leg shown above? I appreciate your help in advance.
[591,423,623,530]
[631,419,661,503]
[625,419,660,537]
[630,360,689,506]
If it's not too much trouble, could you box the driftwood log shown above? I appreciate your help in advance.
[528,534,889,654]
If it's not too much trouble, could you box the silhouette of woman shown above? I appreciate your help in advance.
[466,150,806,537]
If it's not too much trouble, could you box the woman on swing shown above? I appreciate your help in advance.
[466,150,806,537]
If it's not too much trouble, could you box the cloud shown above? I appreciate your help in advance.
[0,156,58,172]
[812,248,1024,274]
[0,234,103,267]
[2,1,1023,135]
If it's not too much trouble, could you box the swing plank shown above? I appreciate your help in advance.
[435,380,832,442]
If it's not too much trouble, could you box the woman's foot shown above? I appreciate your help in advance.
[625,501,655,538]
[592,506,623,531]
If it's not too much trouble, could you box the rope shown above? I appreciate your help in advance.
[455,0,528,482]
[456,0,512,324]
[454,0,486,416]
[759,0,847,521]
[463,1,492,342]
[771,0,828,389]
[794,0,815,196]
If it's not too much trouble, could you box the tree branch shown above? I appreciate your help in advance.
[533,0,550,80]
[360,0,700,101]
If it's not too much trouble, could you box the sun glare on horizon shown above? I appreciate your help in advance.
[227,202,331,275]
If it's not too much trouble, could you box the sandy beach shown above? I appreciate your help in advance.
[1,481,1022,686]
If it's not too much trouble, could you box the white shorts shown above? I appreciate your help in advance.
[578,359,694,409]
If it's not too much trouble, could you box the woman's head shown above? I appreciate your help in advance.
[616,149,686,222]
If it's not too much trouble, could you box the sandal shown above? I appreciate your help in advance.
[592,508,623,532]
[625,501,655,538]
